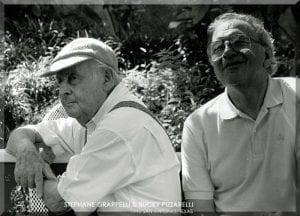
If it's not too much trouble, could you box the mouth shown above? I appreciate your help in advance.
[62,101,76,107]
[224,61,246,70]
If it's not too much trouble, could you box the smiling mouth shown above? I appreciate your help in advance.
[224,61,245,69]
[63,101,76,106]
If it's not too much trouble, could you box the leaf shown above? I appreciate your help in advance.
[191,5,210,25]
[278,7,298,44]
[168,98,181,104]
[140,47,147,53]
[168,21,184,29]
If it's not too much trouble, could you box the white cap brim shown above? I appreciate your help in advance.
[40,56,93,77]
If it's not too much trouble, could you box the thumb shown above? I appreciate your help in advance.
[43,163,57,180]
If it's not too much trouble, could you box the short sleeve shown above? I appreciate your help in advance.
[57,129,136,212]
[35,118,79,156]
[181,116,214,200]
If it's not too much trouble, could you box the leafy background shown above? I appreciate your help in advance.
[1,4,299,151]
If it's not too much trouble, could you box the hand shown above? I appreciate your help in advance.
[14,142,45,197]
[38,141,56,164]
[44,179,67,213]
[43,163,69,214]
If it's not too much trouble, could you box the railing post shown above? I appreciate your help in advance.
[0,150,68,214]
[0,161,4,214]
[0,0,4,149]
[0,151,16,214]
[0,0,5,213]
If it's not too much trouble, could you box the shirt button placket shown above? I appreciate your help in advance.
[249,120,263,157]
[252,121,265,156]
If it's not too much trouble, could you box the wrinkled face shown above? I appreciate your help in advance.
[208,19,267,87]
[56,60,108,124]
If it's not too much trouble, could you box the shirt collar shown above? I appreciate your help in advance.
[219,88,240,120]
[85,81,136,127]
[262,76,283,109]
[219,76,283,120]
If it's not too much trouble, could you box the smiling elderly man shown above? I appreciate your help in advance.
[182,13,299,212]
[6,38,181,215]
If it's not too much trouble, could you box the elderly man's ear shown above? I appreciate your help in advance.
[103,68,118,92]
[263,48,272,70]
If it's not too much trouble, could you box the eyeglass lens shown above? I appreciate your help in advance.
[210,35,251,60]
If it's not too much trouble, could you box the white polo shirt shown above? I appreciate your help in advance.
[182,77,298,212]
[35,82,181,213]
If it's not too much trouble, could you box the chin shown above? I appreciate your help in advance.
[224,66,243,74]
[64,109,81,119]
[226,79,248,87]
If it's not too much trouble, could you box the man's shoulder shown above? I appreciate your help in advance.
[273,77,298,91]
[99,101,163,134]
[104,101,150,119]
[96,101,179,175]
[188,92,225,120]
[272,77,299,101]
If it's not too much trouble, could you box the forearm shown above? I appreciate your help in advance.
[43,177,72,215]
[186,199,215,212]
[7,124,56,164]
[5,125,48,195]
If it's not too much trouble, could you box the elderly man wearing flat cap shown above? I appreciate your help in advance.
[6,38,181,215]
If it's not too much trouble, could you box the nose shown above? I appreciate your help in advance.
[59,81,71,98]
[222,41,237,59]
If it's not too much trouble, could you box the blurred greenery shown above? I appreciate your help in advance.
[2,4,296,151]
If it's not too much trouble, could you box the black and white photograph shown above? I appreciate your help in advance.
[0,0,299,215]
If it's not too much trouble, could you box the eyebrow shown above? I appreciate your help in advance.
[56,68,75,80]
[214,33,248,42]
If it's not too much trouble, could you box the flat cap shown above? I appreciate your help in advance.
[41,37,118,77]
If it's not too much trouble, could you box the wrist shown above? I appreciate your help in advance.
[56,206,73,215]
[16,141,37,155]
[15,142,42,164]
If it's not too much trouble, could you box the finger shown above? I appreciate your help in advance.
[28,173,35,188]
[14,169,21,186]
[43,163,56,180]
[35,171,44,198]
[14,160,23,186]
[20,176,28,189]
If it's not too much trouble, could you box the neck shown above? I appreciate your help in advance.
[76,116,91,127]
[227,75,268,120]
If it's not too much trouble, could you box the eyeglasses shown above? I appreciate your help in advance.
[209,34,263,61]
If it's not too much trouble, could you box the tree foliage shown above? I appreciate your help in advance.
[2,4,297,150]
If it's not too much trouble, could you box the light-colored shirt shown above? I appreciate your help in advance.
[182,77,298,212]
[35,82,181,213]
